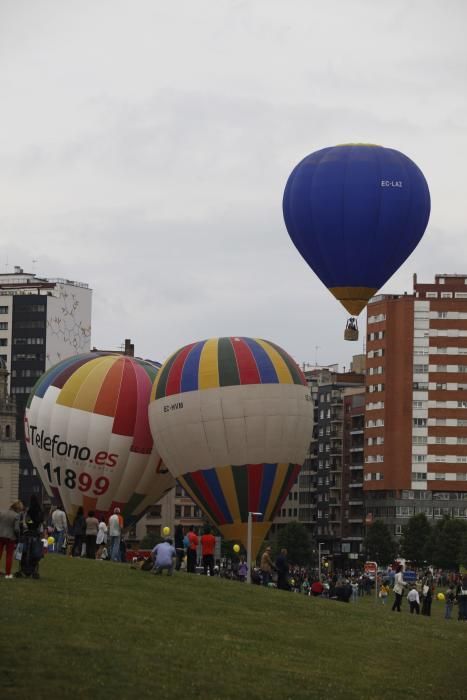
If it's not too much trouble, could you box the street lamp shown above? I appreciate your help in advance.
[246,511,263,584]
[318,542,325,581]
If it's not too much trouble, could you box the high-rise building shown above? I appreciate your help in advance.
[364,274,467,537]
[0,266,92,503]
[0,361,20,510]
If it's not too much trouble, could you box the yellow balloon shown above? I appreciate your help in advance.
[47,536,55,545]
[162,526,170,536]
[233,544,240,553]
[437,592,445,602]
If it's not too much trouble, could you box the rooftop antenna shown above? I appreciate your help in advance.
[32,259,38,274]
[315,345,320,366]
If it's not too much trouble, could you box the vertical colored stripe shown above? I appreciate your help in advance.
[202,468,232,524]
[258,463,278,519]
[263,462,289,521]
[218,337,240,386]
[113,359,137,437]
[243,338,279,384]
[154,351,179,400]
[185,471,226,524]
[179,475,217,525]
[255,339,293,384]
[198,338,220,389]
[32,352,96,401]
[165,342,197,397]
[270,463,300,518]
[57,356,115,409]
[130,362,153,453]
[232,465,249,522]
[93,357,125,416]
[180,341,206,392]
[215,465,242,523]
[267,341,306,386]
[247,464,263,516]
[231,338,261,385]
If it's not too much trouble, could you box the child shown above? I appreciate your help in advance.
[445,585,456,620]
[379,582,389,605]
[407,585,420,614]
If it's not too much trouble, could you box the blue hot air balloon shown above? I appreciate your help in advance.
[283,144,431,339]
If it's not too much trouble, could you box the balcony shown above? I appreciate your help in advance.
[330,482,341,490]
[350,428,364,435]
[348,500,364,506]
[349,446,364,453]
[349,482,363,488]
[350,464,363,470]
[348,517,364,523]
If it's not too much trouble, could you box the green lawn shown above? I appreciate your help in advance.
[1,556,466,700]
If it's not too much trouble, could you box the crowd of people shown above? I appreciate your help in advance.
[0,498,127,578]
[2,498,467,623]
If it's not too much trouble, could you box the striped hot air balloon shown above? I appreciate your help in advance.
[25,353,174,526]
[148,337,312,557]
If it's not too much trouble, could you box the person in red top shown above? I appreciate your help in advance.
[186,525,198,573]
[201,526,216,576]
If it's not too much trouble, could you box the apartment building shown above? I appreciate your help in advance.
[364,274,467,537]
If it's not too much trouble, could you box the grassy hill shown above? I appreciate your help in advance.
[1,556,466,700]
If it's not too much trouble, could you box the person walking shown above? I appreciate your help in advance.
[51,504,67,554]
[260,546,275,586]
[0,500,23,578]
[391,565,407,612]
[72,506,86,557]
[200,526,216,576]
[407,586,420,614]
[108,507,123,562]
[174,524,185,571]
[186,526,198,573]
[85,511,99,559]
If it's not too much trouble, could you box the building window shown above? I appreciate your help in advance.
[412,472,427,480]
[148,505,162,518]
[435,437,446,444]
[183,506,192,518]
[414,364,428,373]
[0,306,8,314]
[413,418,427,427]
[0,339,7,346]
[5,425,11,438]
[175,505,181,518]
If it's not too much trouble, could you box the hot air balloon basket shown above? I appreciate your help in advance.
[344,327,359,341]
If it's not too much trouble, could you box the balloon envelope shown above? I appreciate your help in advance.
[25,353,174,525]
[283,144,431,315]
[148,337,312,557]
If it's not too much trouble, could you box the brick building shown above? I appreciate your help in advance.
[364,274,467,537]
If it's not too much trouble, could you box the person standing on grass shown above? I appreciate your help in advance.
[201,526,216,576]
[174,524,185,571]
[407,585,420,614]
[260,546,275,586]
[72,506,86,557]
[96,519,108,559]
[18,495,44,579]
[108,507,123,562]
[52,504,67,554]
[186,525,198,573]
[456,576,467,621]
[152,537,176,575]
[0,500,23,579]
[275,548,290,591]
[445,585,456,620]
[391,565,407,612]
[421,571,434,617]
[379,582,389,605]
[85,511,99,559]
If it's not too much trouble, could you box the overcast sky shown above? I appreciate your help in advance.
[1,0,466,370]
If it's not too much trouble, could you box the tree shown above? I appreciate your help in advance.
[274,521,312,565]
[429,516,467,570]
[363,520,397,565]
[400,513,432,566]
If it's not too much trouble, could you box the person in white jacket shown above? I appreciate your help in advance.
[391,565,407,612]
[96,520,108,559]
